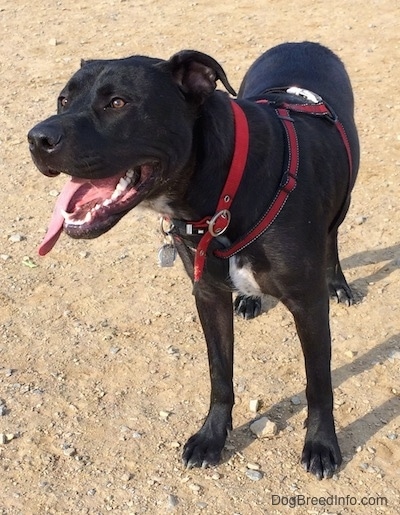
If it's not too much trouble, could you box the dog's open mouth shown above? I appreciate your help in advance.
[38,162,158,256]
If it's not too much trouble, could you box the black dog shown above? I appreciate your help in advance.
[28,42,359,479]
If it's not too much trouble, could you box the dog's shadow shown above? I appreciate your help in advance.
[226,332,400,468]
[258,243,400,314]
[226,243,400,467]
[341,242,400,300]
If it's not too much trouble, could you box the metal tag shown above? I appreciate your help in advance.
[158,243,177,267]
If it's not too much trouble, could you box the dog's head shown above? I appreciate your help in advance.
[28,51,235,255]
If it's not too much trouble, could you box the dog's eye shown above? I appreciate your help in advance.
[59,97,68,108]
[110,98,126,109]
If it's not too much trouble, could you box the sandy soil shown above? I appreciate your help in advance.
[0,0,399,513]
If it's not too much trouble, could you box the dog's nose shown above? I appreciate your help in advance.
[28,122,64,155]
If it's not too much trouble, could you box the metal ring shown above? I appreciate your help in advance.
[160,216,173,236]
[208,209,231,237]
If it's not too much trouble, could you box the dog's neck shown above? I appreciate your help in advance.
[185,92,235,217]
[149,92,235,221]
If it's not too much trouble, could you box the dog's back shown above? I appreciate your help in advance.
[238,41,359,184]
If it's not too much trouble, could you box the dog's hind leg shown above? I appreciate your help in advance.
[182,287,234,468]
[283,286,342,479]
[326,229,354,306]
[234,294,262,319]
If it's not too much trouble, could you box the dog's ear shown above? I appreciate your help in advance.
[166,50,237,101]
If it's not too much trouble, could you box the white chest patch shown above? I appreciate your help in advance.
[229,256,262,297]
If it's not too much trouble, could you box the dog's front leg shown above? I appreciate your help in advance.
[287,293,342,479]
[182,286,234,468]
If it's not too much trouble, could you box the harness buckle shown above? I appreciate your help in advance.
[208,209,231,237]
[286,87,322,104]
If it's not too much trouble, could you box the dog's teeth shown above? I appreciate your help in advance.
[60,209,85,226]
[101,174,134,207]
[94,203,101,211]
[60,209,76,223]
[111,189,121,200]
[84,212,92,223]
[61,209,71,221]
[117,176,130,191]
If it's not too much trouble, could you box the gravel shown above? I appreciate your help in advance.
[167,494,179,508]
[250,416,278,438]
[8,234,25,242]
[245,469,264,481]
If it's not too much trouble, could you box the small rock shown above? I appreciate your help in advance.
[6,433,15,442]
[4,369,13,377]
[345,350,357,358]
[132,431,142,439]
[79,251,89,258]
[387,433,398,440]
[49,38,58,46]
[109,347,120,355]
[250,417,278,438]
[170,441,180,449]
[249,399,260,413]
[388,350,400,361]
[0,405,6,416]
[245,469,263,481]
[290,395,301,405]
[87,489,96,496]
[356,445,363,453]
[167,346,180,358]
[49,189,60,197]
[334,398,345,408]
[159,410,171,420]
[189,483,201,493]
[9,234,25,243]
[211,472,221,480]
[196,502,208,509]
[0,434,7,444]
[0,254,11,261]
[167,494,179,508]
[121,472,132,481]
[63,447,77,457]
[359,462,369,470]
[355,216,366,225]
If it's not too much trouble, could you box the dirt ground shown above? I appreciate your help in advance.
[0,0,399,513]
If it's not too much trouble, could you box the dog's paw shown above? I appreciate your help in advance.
[329,281,354,306]
[301,433,342,479]
[182,430,226,469]
[234,295,262,319]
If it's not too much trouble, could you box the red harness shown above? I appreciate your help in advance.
[168,97,353,283]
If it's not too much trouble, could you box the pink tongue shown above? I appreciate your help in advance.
[38,178,86,256]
